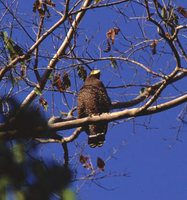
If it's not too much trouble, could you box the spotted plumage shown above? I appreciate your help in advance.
[77,70,111,148]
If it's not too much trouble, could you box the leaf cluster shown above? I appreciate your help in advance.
[0,97,73,200]
[33,0,55,18]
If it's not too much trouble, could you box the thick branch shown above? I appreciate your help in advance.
[49,93,187,131]
[0,94,186,140]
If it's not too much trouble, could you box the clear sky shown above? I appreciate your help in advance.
[1,0,187,200]
[69,2,187,199]
[78,105,187,200]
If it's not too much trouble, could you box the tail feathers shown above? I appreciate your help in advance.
[88,133,105,148]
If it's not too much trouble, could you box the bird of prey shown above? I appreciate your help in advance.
[77,70,111,148]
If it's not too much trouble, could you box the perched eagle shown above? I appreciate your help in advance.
[77,70,111,148]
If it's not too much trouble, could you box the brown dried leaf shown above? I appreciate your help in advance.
[165,32,171,39]
[62,72,71,90]
[104,27,120,52]
[20,65,26,78]
[77,66,87,81]
[38,9,45,18]
[150,40,158,55]
[39,97,48,111]
[33,0,45,17]
[177,6,187,18]
[83,162,92,169]
[33,0,55,18]
[97,157,105,171]
[79,155,92,169]
[53,72,71,92]
[45,0,55,7]
[53,73,64,92]
[104,39,111,53]
[33,0,42,13]
[79,155,88,164]
[107,27,120,44]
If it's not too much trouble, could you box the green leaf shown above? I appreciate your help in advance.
[12,143,25,164]
[62,189,75,200]
[161,7,167,20]
[49,73,53,80]
[0,176,9,200]
[95,0,101,4]
[34,87,42,96]
[15,190,25,200]
[0,176,9,191]
[1,32,16,59]
[0,31,23,60]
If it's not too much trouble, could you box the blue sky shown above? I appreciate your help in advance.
[1,0,187,200]
[75,105,187,200]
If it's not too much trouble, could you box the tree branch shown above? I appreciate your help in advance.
[20,0,92,109]
[111,71,187,109]
[48,93,187,131]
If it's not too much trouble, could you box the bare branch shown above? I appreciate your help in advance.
[48,93,187,131]
[20,0,92,109]
[35,127,83,143]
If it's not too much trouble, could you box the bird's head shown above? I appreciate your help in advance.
[90,69,100,79]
